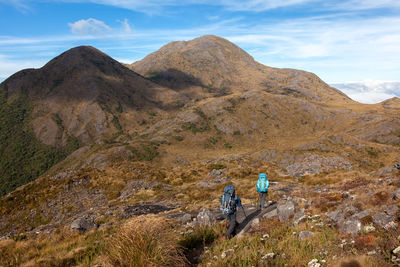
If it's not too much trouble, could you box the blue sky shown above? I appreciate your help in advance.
[0,0,400,102]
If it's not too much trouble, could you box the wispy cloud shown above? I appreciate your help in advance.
[68,18,111,36]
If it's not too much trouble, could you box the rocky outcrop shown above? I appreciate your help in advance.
[70,216,97,233]
[286,153,352,177]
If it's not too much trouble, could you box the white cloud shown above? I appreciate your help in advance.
[117,19,132,33]
[330,81,400,104]
[68,18,111,36]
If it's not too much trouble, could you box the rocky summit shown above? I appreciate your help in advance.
[0,35,400,266]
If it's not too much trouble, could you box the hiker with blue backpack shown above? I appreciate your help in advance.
[257,173,269,210]
[220,184,243,239]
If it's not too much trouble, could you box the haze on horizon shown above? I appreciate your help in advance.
[0,0,399,103]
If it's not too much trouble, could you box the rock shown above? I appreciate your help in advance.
[197,208,215,226]
[277,200,295,222]
[251,218,260,227]
[179,213,192,224]
[344,205,359,217]
[308,258,321,267]
[71,216,96,233]
[373,212,395,228]
[392,189,400,200]
[386,205,399,216]
[285,153,352,177]
[384,221,397,230]
[299,231,314,240]
[261,253,275,260]
[293,209,307,226]
[263,208,278,220]
[363,224,376,233]
[393,246,400,255]
[221,249,234,259]
[341,219,361,236]
[376,166,396,177]
[351,209,370,221]
[326,209,345,225]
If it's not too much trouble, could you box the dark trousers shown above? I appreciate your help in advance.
[226,212,237,239]
[258,192,268,209]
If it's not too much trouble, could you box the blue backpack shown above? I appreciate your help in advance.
[257,173,269,192]
[220,184,236,215]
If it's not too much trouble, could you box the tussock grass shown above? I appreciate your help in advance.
[0,227,108,266]
[103,215,187,267]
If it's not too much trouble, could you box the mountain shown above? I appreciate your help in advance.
[1,35,400,266]
[0,46,185,194]
[131,35,350,103]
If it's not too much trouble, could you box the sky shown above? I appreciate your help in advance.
[0,0,400,103]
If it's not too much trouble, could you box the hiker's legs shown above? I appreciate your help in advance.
[226,212,237,238]
[259,192,267,209]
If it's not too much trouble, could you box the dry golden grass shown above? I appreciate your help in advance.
[0,226,109,266]
[103,214,187,267]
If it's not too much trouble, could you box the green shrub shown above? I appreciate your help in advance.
[0,90,80,195]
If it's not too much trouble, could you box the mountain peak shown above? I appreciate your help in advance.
[131,35,350,102]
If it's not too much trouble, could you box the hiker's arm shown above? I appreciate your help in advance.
[237,196,242,207]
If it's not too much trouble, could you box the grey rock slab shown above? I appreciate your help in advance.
[263,208,278,220]
[341,219,361,236]
[71,216,96,233]
[299,231,314,240]
[197,208,215,226]
[387,205,399,216]
[277,200,295,222]
[351,209,371,221]
[392,189,400,200]
[326,209,345,225]
[373,212,395,228]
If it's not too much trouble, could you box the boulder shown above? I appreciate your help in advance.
[341,219,361,236]
[392,189,400,200]
[351,209,370,221]
[70,216,96,233]
[326,209,345,225]
[196,208,215,226]
[373,212,395,228]
[308,258,321,267]
[386,205,399,216]
[344,205,359,217]
[299,231,314,240]
[393,246,400,255]
[277,200,295,222]
[221,249,234,259]
[261,253,275,260]
[293,209,307,226]
[263,209,278,220]
[251,218,260,228]
[179,213,192,224]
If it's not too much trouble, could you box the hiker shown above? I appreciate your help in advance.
[257,173,269,210]
[220,184,242,239]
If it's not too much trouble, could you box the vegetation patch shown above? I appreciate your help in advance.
[104,215,186,267]
[0,90,80,196]
[127,143,159,161]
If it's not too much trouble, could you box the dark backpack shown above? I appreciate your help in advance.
[221,184,236,215]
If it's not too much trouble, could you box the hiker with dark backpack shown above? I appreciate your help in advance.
[220,184,242,239]
[257,173,269,210]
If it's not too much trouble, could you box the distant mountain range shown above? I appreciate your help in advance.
[330,81,400,104]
